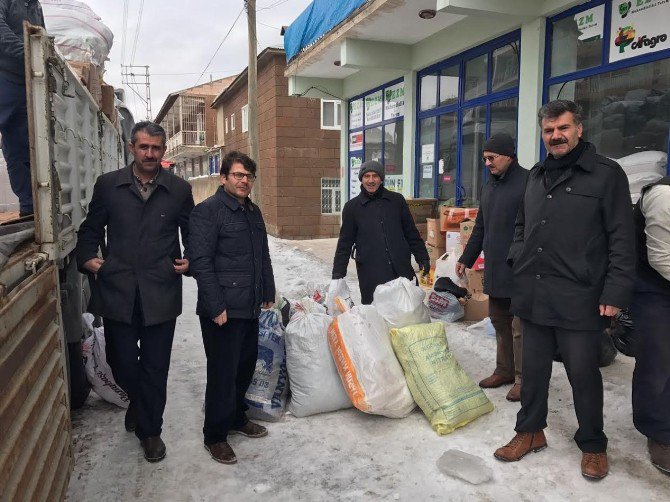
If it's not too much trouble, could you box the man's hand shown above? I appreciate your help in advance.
[173,258,189,274]
[213,310,227,326]
[455,262,467,277]
[261,301,275,309]
[599,305,621,317]
[83,258,104,274]
[419,261,431,277]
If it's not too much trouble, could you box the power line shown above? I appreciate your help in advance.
[193,6,245,86]
[257,20,280,30]
[152,69,245,76]
[258,0,289,11]
[130,0,145,64]
[120,0,129,63]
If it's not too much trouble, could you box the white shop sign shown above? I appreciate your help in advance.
[364,91,383,125]
[384,82,405,120]
[350,156,362,198]
[609,0,670,63]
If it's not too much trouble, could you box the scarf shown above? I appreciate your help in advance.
[543,139,586,185]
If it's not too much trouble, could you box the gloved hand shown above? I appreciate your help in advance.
[419,260,431,277]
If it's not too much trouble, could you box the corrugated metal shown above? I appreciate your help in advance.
[26,26,125,263]
[0,262,73,501]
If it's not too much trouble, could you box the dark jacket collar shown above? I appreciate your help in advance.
[115,164,171,190]
[490,159,521,183]
[536,142,596,174]
[359,185,391,205]
[216,185,253,211]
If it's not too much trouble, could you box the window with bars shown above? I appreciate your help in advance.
[321,178,341,214]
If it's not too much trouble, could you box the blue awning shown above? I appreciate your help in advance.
[284,0,366,62]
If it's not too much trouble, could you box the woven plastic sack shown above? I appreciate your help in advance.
[372,277,430,329]
[325,279,354,316]
[244,309,289,422]
[285,298,352,417]
[427,290,464,322]
[328,305,415,418]
[390,322,493,435]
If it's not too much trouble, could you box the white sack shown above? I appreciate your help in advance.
[325,278,354,316]
[627,171,664,194]
[285,298,352,417]
[616,150,667,177]
[372,277,430,329]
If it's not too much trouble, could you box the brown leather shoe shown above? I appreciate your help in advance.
[205,442,237,464]
[581,452,609,480]
[649,438,670,475]
[230,421,268,438]
[479,373,515,388]
[506,383,521,402]
[494,431,547,462]
[124,402,137,432]
[141,436,166,463]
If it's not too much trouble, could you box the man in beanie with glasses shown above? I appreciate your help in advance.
[332,160,430,304]
[457,133,528,402]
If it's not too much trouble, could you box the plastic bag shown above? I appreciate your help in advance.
[427,290,464,322]
[466,317,496,337]
[390,322,493,435]
[328,305,415,418]
[244,309,289,422]
[372,277,430,329]
[326,279,354,316]
[610,309,636,357]
[81,314,129,408]
[285,298,352,417]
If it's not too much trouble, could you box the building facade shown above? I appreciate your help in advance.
[284,0,670,206]
[211,47,342,239]
[155,77,235,179]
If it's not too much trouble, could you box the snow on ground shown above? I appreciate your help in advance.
[66,237,670,501]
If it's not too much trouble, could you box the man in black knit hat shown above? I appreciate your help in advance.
[494,100,635,480]
[457,133,527,402]
[332,160,430,304]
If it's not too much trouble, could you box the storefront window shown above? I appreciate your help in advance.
[550,4,604,77]
[420,74,438,111]
[460,106,486,207]
[364,126,383,162]
[464,54,488,101]
[419,117,436,198]
[438,113,458,204]
[439,65,459,107]
[491,43,520,92]
[490,97,518,139]
[549,58,670,159]
[384,122,404,192]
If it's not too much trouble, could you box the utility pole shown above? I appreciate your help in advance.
[121,64,152,120]
[245,0,260,202]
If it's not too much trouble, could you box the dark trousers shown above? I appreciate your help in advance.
[631,285,670,445]
[516,319,607,453]
[103,298,176,440]
[200,316,259,445]
[0,74,33,214]
[488,297,523,383]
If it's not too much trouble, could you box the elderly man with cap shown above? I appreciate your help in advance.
[457,133,528,401]
[332,160,430,304]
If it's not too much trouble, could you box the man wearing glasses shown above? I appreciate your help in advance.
[189,151,275,465]
[456,133,528,402]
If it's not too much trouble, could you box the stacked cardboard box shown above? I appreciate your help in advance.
[407,198,437,224]
[425,217,446,267]
[67,61,102,107]
[463,268,488,321]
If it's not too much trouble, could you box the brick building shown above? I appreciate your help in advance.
[155,77,235,179]
[210,47,342,239]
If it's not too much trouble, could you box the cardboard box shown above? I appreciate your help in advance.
[415,222,427,241]
[426,218,443,248]
[439,206,479,232]
[463,292,489,321]
[67,61,102,107]
[101,84,116,120]
[446,231,461,252]
[426,242,446,266]
[460,219,475,247]
[466,269,484,294]
[407,198,437,224]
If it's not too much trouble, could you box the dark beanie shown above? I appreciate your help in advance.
[483,133,515,158]
[358,160,385,181]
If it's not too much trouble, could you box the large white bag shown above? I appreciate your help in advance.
[245,309,289,422]
[372,277,430,329]
[285,298,352,417]
[325,278,354,316]
[328,305,415,418]
[81,314,129,408]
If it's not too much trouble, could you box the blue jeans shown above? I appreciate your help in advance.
[0,73,33,214]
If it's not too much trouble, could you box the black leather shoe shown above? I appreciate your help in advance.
[125,402,137,432]
[141,436,166,463]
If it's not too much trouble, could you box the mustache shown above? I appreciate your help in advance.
[549,139,568,146]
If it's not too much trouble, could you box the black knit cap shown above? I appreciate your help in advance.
[483,133,515,158]
[358,160,385,181]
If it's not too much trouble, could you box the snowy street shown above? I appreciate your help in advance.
[66,237,670,501]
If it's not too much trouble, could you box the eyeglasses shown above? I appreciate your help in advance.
[229,172,256,181]
[482,154,501,163]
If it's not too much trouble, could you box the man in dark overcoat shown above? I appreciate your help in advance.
[457,133,528,401]
[189,151,275,465]
[332,160,430,304]
[76,121,194,462]
[494,100,635,480]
